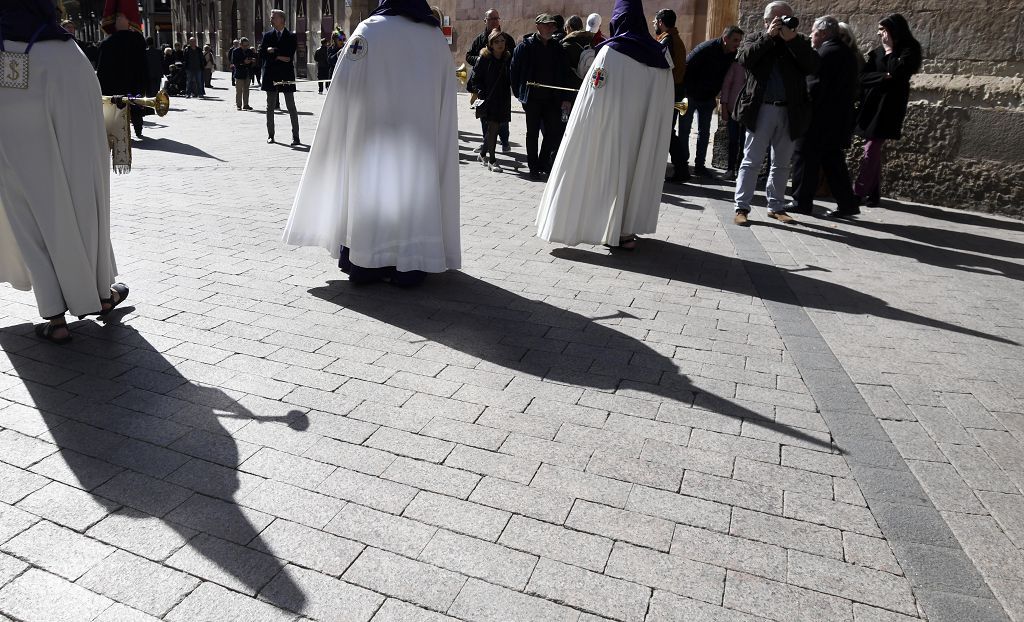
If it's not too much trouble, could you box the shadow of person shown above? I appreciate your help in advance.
[0,323,306,612]
[550,239,1017,346]
[878,199,1024,233]
[131,138,227,162]
[308,273,833,452]
[789,219,1024,282]
[837,218,1024,262]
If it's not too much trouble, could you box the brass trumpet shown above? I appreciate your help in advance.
[101,90,171,116]
[455,63,468,87]
[674,99,688,115]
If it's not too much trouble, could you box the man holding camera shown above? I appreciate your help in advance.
[731,1,819,225]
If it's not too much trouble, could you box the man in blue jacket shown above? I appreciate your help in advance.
[510,14,573,180]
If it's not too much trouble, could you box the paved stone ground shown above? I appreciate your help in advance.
[1,72,1022,622]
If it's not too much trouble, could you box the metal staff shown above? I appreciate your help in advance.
[526,81,688,114]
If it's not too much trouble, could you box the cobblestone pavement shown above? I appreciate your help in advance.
[1,73,1023,622]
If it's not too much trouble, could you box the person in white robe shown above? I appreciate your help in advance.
[535,0,674,250]
[0,0,128,344]
[282,0,460,286]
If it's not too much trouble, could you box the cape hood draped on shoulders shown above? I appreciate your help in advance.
[595,0,668,69]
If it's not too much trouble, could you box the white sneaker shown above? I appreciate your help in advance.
[490,163,503,173]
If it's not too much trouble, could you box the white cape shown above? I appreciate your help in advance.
[283,15,461,273]
[536,46,674,246]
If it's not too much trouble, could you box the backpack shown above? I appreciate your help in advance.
[575,46,596,80]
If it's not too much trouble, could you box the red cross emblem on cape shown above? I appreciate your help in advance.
[590,67,607,89]
[347,35,368,60]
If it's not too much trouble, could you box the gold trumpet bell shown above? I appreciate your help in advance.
[455,63,468,87]
[673,98,688,115]
[101,90,171,116]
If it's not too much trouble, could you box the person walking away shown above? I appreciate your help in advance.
[536,0,674,250]
[852,13,921,207]
[670,25,742,182]
[283,0,460,287]
[510,14,573,180]
[731,1,819,226]
[468,30,513,172]
[96,2,150,138]
[183,37,204,97]
[232,37,256,110]
[654,9,687,181]
[788,15,859,218]
[718,58,745,180]
[260,9,301,145]
[313,38,331,92]
[0,0,129,344]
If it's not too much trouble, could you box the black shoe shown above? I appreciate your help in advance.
[694,167,716,180]
[865,195,880,207]
[825,208,859,219]
[665,173,690,184]
[784,201,813,215]
[267,136,274,143]
[529,171,543,181]
[291,138,301,146]
[244,105,254,110]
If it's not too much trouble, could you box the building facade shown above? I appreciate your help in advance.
[171,0,1022,216]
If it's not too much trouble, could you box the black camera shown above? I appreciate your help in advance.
[779,15,799,29]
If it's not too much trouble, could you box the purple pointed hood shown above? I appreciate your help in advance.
[594,0,668,69]
[370,0,440,27]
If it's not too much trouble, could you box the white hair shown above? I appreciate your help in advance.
[586,13,601,32]
[838,21,860,51]
[813,15,840,36]
[763,1,793,19]
[270,9,286,19]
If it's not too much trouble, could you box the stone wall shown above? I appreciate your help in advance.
[734,0,1024,217]
[450,0,710,67]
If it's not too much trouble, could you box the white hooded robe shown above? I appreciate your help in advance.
[282,15,461,273]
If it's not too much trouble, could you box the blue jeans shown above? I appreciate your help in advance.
[678,98,716,169]
[734,104,795,213]
[186,69,205,97]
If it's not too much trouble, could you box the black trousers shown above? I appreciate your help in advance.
[793,139,858,211]
[266,90,299,141]
[524,97,563,174]
[130,105,144,136]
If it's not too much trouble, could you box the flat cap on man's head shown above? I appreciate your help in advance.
[535,13,557,24]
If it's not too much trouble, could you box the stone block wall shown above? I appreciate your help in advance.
[734,0,1024,217]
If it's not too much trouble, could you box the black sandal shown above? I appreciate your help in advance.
[35,322,72,345]
[99,283,129,317]
[606,234,638,251]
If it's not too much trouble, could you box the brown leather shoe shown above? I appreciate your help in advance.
[734,211,749,226]
[768,211,796,224]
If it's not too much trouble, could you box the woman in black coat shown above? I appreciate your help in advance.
[466,30,512,172]
[853,13,921,206]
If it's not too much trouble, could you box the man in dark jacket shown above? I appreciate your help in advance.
[510,14,573,179]
[789,15,859,218]
[313,38,331,93]
[466,9,514,67]
[96,15,149,138]
[260,9,301,146]
[669,25,741,181]
[183,37,205,97]
[467,9,515,152]
[561,14,595,91]
[654,9,688,182]
[231,37,256,110]
[144,36,164,96]
[732,0,819,225]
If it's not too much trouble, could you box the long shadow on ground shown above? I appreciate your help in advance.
[551,239,1017,346]
[309,272,834,451]
[0,320,306,613]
